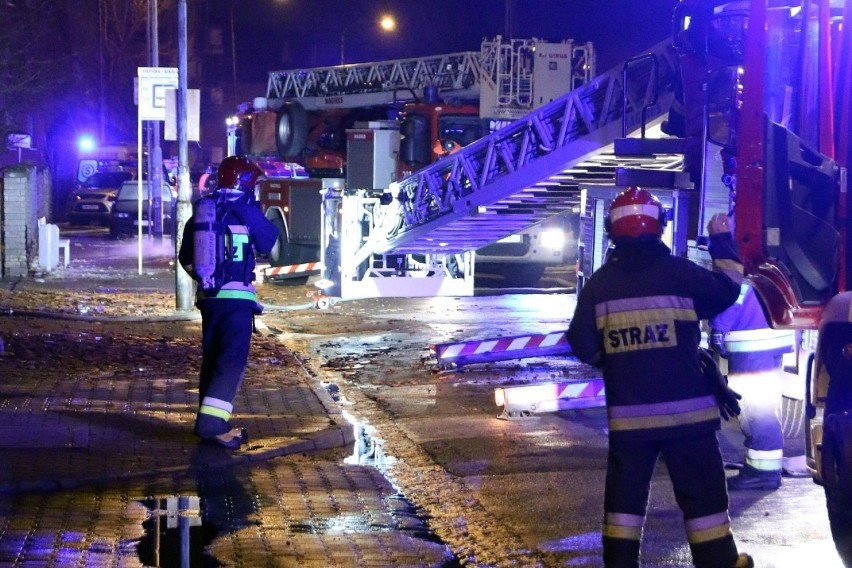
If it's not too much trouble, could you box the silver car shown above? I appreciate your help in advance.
[68,171,134,226]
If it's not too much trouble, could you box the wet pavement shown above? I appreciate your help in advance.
[0,228,461,567]
[0,227,847,567]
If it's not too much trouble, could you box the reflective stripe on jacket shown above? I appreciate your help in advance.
[567,240,740,441]
[711,283,794,372]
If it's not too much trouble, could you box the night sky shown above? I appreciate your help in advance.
[233,0,676,80]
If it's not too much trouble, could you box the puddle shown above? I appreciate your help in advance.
[136,496,221,568]
[340,409,463,566]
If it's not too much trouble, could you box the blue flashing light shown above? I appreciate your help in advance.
[77,135,97,153]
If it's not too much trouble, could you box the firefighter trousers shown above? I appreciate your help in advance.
[603,432,739,567]
[194,298,255,438]
[727,369,784,472]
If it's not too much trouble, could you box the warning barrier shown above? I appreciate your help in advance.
[495,378,606,419]
[431,330,572,369]
[264,262,322,281]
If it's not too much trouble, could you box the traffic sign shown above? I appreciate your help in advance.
[137,67,178,121]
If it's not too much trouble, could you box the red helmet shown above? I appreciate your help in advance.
[216,155,263,192]
[605,186,666,241]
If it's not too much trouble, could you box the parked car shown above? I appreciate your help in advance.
[67,170,134,226]
[109,180,176,238]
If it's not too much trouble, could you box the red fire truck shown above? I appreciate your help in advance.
[227,37,594,285]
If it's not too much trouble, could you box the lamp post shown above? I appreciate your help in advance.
[340,13,396,65]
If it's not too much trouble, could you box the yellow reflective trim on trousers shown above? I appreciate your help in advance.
[604,512,644,540]
[603,524,643,540]
[686,522,732,544]
[745,455,783,471]
[596,307,697,329]
[199,404,231,421]
[609,406,719,432]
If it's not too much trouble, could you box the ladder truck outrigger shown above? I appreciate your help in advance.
[226,36,595,287]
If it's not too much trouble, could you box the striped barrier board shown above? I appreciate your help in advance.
[264,262,322,281]
[495,378,606,419]
[431,330,572,369]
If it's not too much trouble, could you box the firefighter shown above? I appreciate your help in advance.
[707,212,795,491]
[567,187,753,568]
[178,155,278,449]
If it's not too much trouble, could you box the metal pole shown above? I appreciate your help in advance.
[98,0,105,142]
[150,0,164,238]
[175,0,194,311]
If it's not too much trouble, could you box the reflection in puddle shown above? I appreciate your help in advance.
[340,409,463,564]
[342,410,395,470]
[137,496,220,568]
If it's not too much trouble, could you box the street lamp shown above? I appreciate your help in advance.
[340,13,396,65]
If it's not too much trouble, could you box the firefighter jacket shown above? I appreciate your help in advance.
[179,199,278,303]
[708,232,794,373]
[567,239,740,441]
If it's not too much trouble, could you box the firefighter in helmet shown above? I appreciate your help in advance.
[707,212,796,490]
[179,155,278,449]
[567,187,753,567]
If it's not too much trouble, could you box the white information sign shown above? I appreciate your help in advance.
[137,67,179,121]
[165,89,200,141]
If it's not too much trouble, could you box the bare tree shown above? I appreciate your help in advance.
[0,0,71,146]
[96,0,177,141]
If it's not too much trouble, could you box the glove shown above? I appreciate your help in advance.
[716,383,743,421]
[698,348,742,420]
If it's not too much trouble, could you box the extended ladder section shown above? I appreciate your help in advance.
[265,37,595,114]
[353,39,681,267]
[266,50,482,108]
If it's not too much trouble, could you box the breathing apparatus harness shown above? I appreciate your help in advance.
[192,187,256,295]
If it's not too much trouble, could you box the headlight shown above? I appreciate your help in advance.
[539,228,565,250]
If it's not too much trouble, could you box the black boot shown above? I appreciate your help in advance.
[198,427,248,450]
[727,464,781,491]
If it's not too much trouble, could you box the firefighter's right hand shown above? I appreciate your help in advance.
[717,384,742,421]
[707,212,732,236]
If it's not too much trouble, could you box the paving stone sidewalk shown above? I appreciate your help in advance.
[0,248,354,494]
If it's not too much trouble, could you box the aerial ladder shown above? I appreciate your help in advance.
[315,37,684,418]
[264,36,595,117]
[331,37,682,294]
[235,37,596,288]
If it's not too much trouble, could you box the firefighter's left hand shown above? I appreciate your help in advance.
[717,384,742,421]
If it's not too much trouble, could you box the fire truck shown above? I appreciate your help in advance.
[226,36,595,286]
[358,1,848,555]
[572,0,850,557]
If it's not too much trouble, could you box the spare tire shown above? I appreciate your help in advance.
[275,100,308,158]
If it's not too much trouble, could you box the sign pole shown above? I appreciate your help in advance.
[137,114,143,275]
[136,66,179,277]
